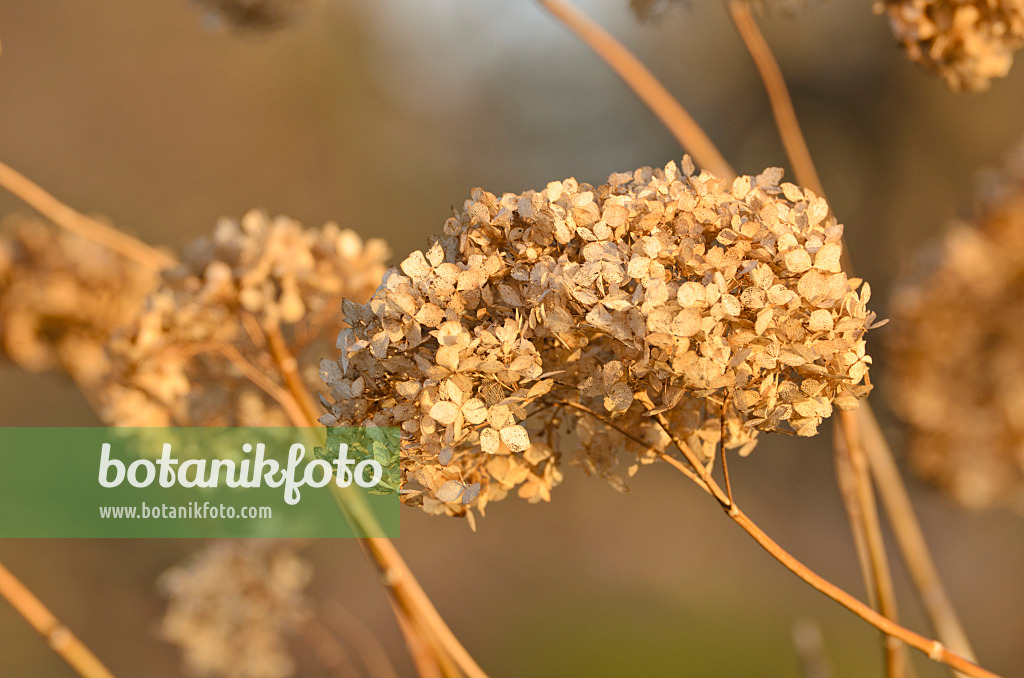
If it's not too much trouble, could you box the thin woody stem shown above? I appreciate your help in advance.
[0,561,116,678]
[0,159,176,272]
[262,318,488,678]
[833,425,879,609]
[727,6,977,672]
[262,319,323,427]
[728,2,824,196]
[860,405,978,673]
[535,0,735,180]
[388,596,444,678]
[647,417,998,678]
[838,410,906,678]
[214,340,311,427]
[555,397,711,493]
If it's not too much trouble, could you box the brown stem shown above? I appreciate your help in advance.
[213,341,310,427]
[323,603,402,678]
[389,597,444,678]
[262,319,323,427]
[261,317,488,678]
[0,159,176,271]
[649,421,997,678]
[535,0,735,180]
[728,2,824,195]
[300,617,366,678]
[859,405,978,674]
[0,561,116,678]
[556,401,998,678]
[726,6,976,671]
[833,424,878,608]
[838,410,905,678]
[361,538,488,678]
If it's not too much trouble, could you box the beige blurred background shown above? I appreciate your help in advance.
[1,1,1023,676]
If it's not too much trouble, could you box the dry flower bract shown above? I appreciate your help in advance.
[159,540,311,678]
[877,0,1024,91]
[322,158,877,523]
[101,210,388,427]
[890,146,1024,514]
[0,216,158,387]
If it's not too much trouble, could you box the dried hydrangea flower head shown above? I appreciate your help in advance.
[322,158,877,523]
[630,0,812,20]
[876,0,1024,91]
[0,216,158,387]
[101,210,388,427]
[159,540,311,678]
[890,146,1024,514]
[190,0,310,32]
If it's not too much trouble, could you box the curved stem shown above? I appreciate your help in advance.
[725,6,976,673]
[0,159,176,271]
[535,0,735,180]
[837,410,905,678]
[860,405,979,672]
[647,416,997,678]
[0,561,116,678]
[550,400,1000,678]
[728,2,823,196]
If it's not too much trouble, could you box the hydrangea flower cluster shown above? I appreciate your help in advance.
[321,159,877,522]
[0,217,158,387]
[102,210,388,427]
[877,0,1024,91]
[890,146,1024,514]
[159,540,311,678]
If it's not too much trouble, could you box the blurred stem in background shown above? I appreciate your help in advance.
[0,560,116,678]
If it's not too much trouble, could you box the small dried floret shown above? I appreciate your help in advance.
[159,540,310,678]
[877,0,1024,91]
[890,144,1024,513]
[0,216,158,386]
[102,210,388,427]
[323,159,877,521]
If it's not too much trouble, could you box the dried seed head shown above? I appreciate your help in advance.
[0,217,158,387]
[323,159,877,520]
[190,0,310,32]
[890,145,1024,514]
[877,0,1024,91]
[159,540,311,678]
[101,210,388,427]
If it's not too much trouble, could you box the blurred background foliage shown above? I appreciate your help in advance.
[0,1,1022,676]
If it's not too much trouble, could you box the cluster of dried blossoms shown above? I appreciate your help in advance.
[159,540,311,678]
[876,0,1024,91]
[0,216,158,388]
[101,210,388,427]
[321,158,877,523]
[890,147,1024,514]
[190,0,311,32]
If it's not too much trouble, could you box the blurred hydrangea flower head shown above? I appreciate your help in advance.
[102,210,388,427]
[159,540,311,678]
[191,0,310,32]
[877,0,1024,91]
[890,145,1024,514]
[0,217,157,387]
[322,159,877,523]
